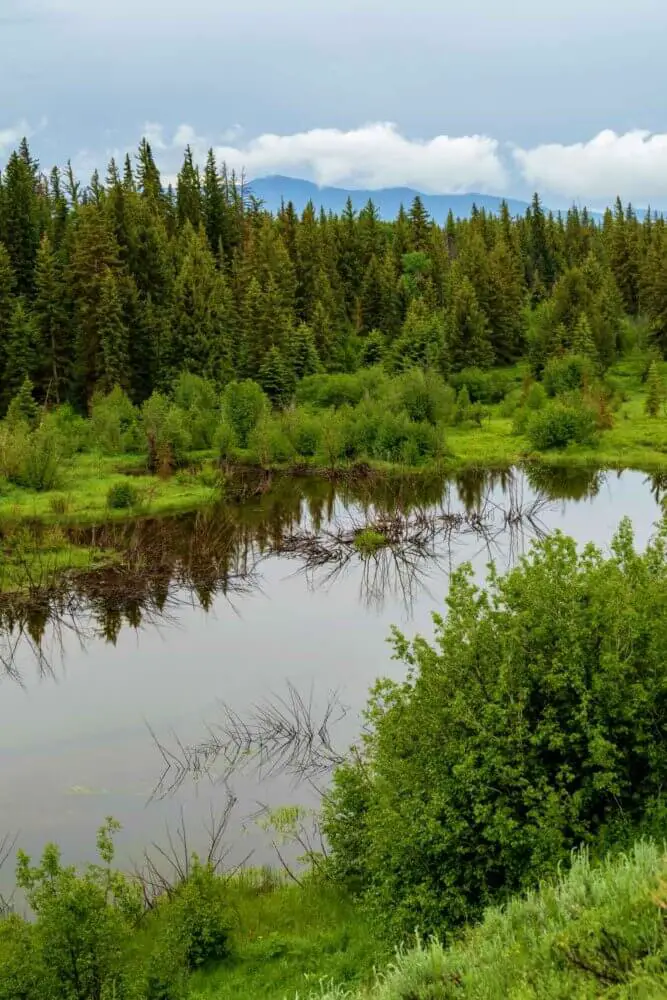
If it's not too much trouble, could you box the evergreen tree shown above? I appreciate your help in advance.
[288,322,321,379]
[408,196,430,252]
[3,298,37,405]
[0,242,17,383]
[0,142,40,295]
[98,270,130,392]
[176,146,202,230]
[258,345,294,405]
[5,376,39,428]
[33,235,70,402]
[571,312,596,359]
[446,271,494,371]
[136,138,163,203]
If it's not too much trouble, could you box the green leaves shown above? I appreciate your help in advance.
[324,516,667,941]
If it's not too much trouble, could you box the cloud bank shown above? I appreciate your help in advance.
[4,120,667,207]
[513,129,667,206]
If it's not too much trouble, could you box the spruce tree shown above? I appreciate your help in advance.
[0,242,17,384]
[33,235,70,402]
[0,143,40,295]
[258,345,294,406]
[446,271,494,371]
[98,270,130,392]
[288,322,321,379]
[3,298,37,406]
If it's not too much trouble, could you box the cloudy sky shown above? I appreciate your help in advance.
[2,0,667,207]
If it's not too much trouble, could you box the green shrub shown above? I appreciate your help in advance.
[296,368,387,410]
[499,387,523,418]
[90,386,140,455]
[354,529,388,555]
[248,415,296,465]
[323,517,667,940]
[0,422,64,491]
[450,367,514,404]
[173,372,220,449]
[159,859,234,972]
[392,369,451,425]
[314,841,667,1000]
[524,381,548,411]
[142,393,192,472]
[373,411,413,463]
[454,385,471,424]
[43,404,90,456]
[543,353,595,397]
[222,380,268,448]
[526,398,598,450]
[107,480,139,509]
[290,411,322,458]
[214,420,237,463]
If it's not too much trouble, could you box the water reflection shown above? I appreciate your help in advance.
[0,467,568,680]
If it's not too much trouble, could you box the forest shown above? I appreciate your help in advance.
[3,137,667,999]
[0,136,665,411]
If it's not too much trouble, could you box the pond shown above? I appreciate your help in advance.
[0,465,663,892]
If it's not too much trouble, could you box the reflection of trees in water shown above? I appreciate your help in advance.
[0,467,596,680]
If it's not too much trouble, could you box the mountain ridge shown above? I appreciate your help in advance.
[246,175,532,219]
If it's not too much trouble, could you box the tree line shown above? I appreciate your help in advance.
[0,137,666,414]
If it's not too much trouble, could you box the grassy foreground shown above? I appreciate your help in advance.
[260,842,667,1000]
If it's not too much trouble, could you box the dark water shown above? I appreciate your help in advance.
[0,466,663,889]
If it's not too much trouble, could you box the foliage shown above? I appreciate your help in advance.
[311,840,667,1000]
[543,353,596,397]
[5,377,39,429]
[222,380,268,448]
[323,517,667,940]
[173,372,220,449]
[142,392,192,472]
[107,480,139,510]
[645,360,665,417]
[525,397,599,450]
[90,386,141,455]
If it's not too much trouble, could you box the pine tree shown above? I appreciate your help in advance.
[33,235,70,402]
[288,322,321,379]
[175,146,202,231]
[98,270,130,392]
[645,360,664,417]
[0,142,40,295]
[571,313,596,358]
[203,148,226,257]
[408,196,430,252]
[3,298,37,406]
[258,345,293,405]
[0,242,17,384]
[446,271,494,371]
[5,376,39,428]
[136,138,163,203]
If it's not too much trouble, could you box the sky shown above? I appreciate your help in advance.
[2,0,667,208]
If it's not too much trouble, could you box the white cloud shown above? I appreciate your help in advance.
[144,121,507,194]
[0,120,34,153]
[514,130,667,206]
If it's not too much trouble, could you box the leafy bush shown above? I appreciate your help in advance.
[313,840,667,1000]
[107,480,139,510]
[296,368,388,410]
[289,410,322,458]
[543,353,595,397]
[392,369,451,425]
[0,423,63,491]
[323,517,667,940]
[248,415,296,465]
[523,381,548,411]
[43,404,90,456]
[449,367,515,404]
[214,420,237,463]
[90,386,140,455]
[142,392,192,472]
[158,859,234,971]
[222,380,268,448]
[526,398,598,450]
[173,372,220,449]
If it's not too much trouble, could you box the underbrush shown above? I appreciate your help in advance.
[309,841,667,999]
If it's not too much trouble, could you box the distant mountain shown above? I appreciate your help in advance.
[247,175,531,220]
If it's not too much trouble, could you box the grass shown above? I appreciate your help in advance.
[292,841,667,1000]
[189,874,385,1000]
[1,370,667,533]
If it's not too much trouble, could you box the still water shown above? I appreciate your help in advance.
[0,466,663,888]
